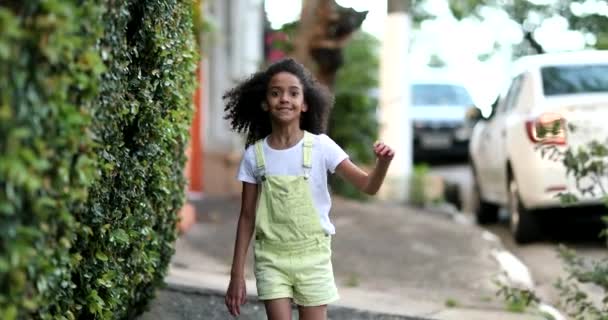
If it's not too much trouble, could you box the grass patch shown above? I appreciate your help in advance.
[445,298,459,308]
[345,273,360,287]
[505,299,527,313]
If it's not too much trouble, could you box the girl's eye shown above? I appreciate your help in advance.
[271,91,279,97]
[290,91,299,97]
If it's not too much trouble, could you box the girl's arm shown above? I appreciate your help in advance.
[229,182,258,277]
[335,141,394,195]
[226,182,258,316]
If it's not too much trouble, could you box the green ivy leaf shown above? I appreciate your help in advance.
[0,306,18,320]
[22,298,38,311]
[86,290,105,315]
[559,193,578,206]
[111,229,129,244]
[95,251,108,262]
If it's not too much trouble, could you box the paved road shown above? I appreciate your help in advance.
[429,161,608,316]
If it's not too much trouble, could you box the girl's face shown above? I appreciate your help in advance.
[265,72,307,125]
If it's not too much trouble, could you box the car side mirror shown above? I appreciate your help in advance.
[465,106,483,123]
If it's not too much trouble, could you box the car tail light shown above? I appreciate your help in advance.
[525,113,567,145]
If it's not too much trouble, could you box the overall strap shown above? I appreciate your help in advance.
[254,139,266,181]
[302,131,313,179]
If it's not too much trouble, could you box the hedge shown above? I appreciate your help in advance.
[0,1,197,319]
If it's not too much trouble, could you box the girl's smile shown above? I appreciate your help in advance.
[266,72,307,124]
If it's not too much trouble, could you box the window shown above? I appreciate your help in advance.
[498,75,523,113]
[541,64,608,96]
[411,84,474,107]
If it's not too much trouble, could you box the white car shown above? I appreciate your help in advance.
[469,50,608,243]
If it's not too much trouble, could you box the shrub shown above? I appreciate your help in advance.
[328,32,380,199]
[539,136,608,319]
[409,164,430,207]
[0,2,104,318]
[0,1,197,319]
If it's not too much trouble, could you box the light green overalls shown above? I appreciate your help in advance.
[253,131,339,306]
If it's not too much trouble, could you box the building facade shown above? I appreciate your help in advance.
[187,0,265,199]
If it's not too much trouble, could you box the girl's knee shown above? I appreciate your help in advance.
[264,298,293,320]
[297,304,327,320]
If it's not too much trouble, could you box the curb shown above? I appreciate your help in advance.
[490,243,566,320]
[424,203,567,320]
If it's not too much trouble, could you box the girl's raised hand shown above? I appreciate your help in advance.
[373,141,395,162]
[225,277,247,316]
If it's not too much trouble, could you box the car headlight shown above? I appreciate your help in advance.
[454,126,472,141]
[413,121,425,129]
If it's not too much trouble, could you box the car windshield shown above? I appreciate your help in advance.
[411,84,474,106]
[541,64,608,96]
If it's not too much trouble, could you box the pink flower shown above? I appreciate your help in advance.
[268,50,286,62]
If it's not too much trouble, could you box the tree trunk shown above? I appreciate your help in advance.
[292,0,319,72]
[292,0,366,90]
[388,0,410,13]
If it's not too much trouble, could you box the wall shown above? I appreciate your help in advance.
[201,0,264,196]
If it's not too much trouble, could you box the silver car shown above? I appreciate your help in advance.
[410,80,480,160]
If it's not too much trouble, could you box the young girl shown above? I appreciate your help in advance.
[224,58,394,320]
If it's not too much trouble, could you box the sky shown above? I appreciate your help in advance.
[263,0,592,112]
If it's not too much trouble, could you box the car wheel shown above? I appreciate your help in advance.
[444,182,462,212]
[472,173,499,224]
[508,178,540,244]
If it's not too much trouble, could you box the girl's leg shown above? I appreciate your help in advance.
[297,304,327,320]
[264,298,293,320]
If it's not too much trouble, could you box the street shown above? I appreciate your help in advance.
[429,159,608,315]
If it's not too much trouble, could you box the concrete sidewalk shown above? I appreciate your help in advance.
[140,196,545,320]
[140,283,428,320]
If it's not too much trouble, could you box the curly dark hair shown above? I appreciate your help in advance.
[223,58,333,147]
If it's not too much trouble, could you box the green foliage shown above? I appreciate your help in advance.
[274,21,298,54]
[427,54,447,68]
[192,0,215,53]
[496,281,540,313]
[596,33,608,50]
[448,0,483,20]
[0,2,104,318]
[328,32,380,199]
[442,0,608,58]
[445,298,459,308]
[345,273,360,288]
[534,139,608,318]
[0,0,197,319]
[409,164,430,207]
[555,245,608,319]
[540,139,608,203]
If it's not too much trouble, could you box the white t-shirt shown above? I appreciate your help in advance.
[236,133,349,235]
